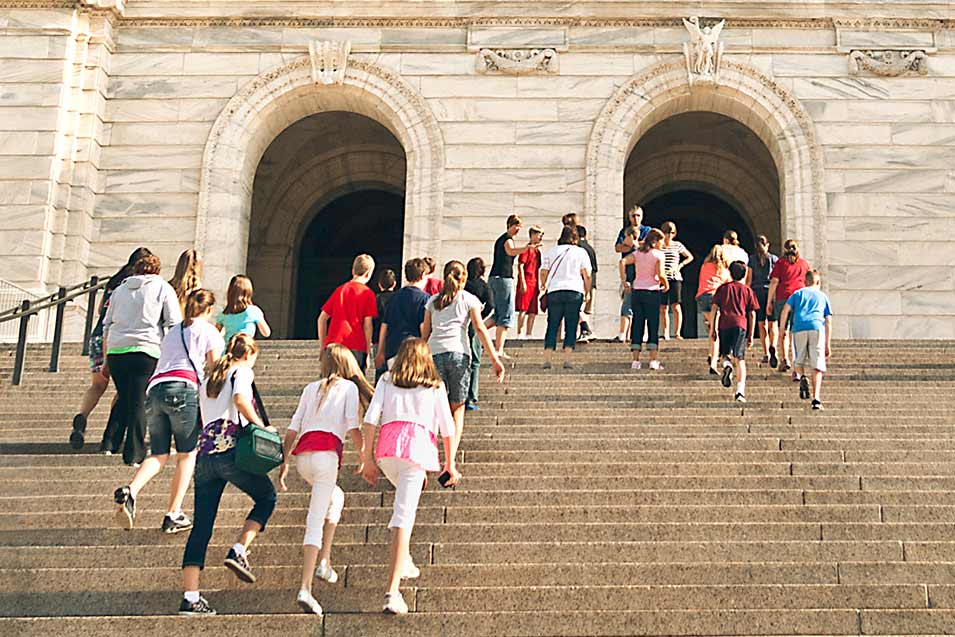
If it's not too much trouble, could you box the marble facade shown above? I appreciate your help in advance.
[1,1,954,338]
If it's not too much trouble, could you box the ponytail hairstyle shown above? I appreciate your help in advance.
[782,239,800,264]
[705,244,727,272]
[434,260,467,311]
[756,235,771,267]
[205,332,258,399]
[723,230,740,246]
[169,249,202,306]
[183,289,216,328]
[315,344,375,415]
[224,275,254,314]
[639,228,665,253]
[390,337,442,389]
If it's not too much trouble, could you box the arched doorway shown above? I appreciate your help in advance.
[195,55,445,310]
[246,111,406,337]
[585,60,826,338]
[625,111,778,337]
[294,189,404,338]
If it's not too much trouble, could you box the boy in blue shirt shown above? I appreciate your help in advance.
[778,270,832,410]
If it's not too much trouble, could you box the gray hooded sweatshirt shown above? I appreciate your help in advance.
[102,274,182,358]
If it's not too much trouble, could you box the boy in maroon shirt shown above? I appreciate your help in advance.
[709,261,759,402]
[316,254,378,371]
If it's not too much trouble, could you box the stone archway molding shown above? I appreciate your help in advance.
[584,59,827,336]
[195,54,445,293]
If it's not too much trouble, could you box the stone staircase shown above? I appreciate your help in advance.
[1,339,955,636]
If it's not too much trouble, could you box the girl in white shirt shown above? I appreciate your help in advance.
[114,289,223,534]
[278,344,373,616]
[360,337,457,615]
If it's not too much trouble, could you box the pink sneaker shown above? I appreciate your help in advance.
[631,361,642,370]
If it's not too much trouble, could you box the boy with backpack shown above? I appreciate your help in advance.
[778,270,832,410]
[709,260,759,403]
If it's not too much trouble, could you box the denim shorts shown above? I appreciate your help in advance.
[432,351,471,404]
[488,276,515,328]
[696,293,714,315]
[620,286,633,318]
[146,381,200,455]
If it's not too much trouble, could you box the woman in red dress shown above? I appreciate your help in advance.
[516,226,543,338]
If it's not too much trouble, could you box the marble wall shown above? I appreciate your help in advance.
[0,2,953,338]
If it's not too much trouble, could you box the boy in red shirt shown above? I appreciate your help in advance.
[709,261,759,403]
[317,254,378,371]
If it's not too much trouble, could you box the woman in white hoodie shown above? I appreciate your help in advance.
[102,253,181,465]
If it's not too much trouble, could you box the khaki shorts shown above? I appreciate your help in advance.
[793,329,826,372]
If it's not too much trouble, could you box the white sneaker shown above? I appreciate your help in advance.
[498,351,512,360]
[296,589,323,615]
[315,562,339,584]
[401,559,420,580]
[383,592,409,615]
[630,361,642,370]
[649,360,663,371]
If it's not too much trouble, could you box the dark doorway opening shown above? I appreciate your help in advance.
[640,190,754,339]
[294,189,404,339]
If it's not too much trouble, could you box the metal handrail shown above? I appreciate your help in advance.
[1,275,110,385]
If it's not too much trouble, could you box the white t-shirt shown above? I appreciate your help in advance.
[364,376,456,440]
[723,245,749,267]
[200,365,254,426]
[427,290,482,356]
[147,320,224,393]
[288,378,360,443]
[540,244,592,294]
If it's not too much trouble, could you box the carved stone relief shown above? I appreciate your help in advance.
[849,49,928,76]
[476,48,558,75]
[683,16,725,86]
[309,40,351,85]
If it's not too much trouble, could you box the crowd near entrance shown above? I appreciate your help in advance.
[623,110,780,338]
[246,110,407,339]
[295,189,404,339]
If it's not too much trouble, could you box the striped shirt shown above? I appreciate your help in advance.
[662,242,686,281]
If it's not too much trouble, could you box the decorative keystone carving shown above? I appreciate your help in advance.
[476,48,558,75]
[683,16,725,86]
[849,49,928,77]
[309,40,351,85]
[79,0,125,13]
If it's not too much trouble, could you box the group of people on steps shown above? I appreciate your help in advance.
[63,203,831,618]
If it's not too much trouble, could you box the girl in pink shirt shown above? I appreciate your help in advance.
[278,344,373,616]
[619,228,670,370]
[360,337,457,615]
[696,245,732,373]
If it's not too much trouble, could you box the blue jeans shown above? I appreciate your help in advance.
[467,330,482,405]
[145,381,200,456]
[181,449,277,570]
[544,290,583,351]
[631,289,661,351]
[488,276,515,328]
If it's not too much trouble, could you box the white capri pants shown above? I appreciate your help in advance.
[377,456,427,530]
[295,451,346,547]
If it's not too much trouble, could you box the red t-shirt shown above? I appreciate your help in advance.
[712,281,759,330]
[423,277,443,296]
[769,257,810,301]
[321,281,378,352]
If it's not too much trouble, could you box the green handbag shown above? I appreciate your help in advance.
[232,373,284,475]
[235,423,284,476]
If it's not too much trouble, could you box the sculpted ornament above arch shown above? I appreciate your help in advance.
[195,52,445,294]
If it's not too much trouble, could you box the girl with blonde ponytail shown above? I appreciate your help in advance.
[179,332,278,617]
[277,344,372,615]
[422,260,505,452]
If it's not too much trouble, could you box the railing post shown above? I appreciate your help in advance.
[81,276,99,357]
[12,300,30,386]
[49,287,67,372]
